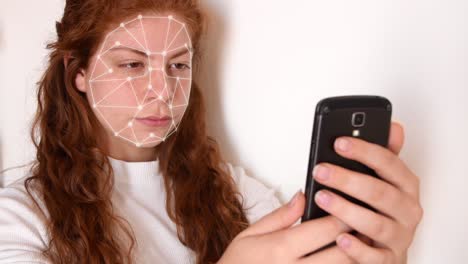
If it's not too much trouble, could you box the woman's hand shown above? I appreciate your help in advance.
[218,190,366,264]
[311,121,424,263]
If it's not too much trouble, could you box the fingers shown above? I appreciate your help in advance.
[312,163,417,226]
[274,215,352,258]
[388,121,405,155]
[314,189,402,248]
[238,190,305,239]
[298,245,355,264]
[336,232,394,264]
[355,232,373,246]
[333,135,419,198]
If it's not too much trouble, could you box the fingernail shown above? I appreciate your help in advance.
[335,138,350,152]
[315,191,332,207]
[313,164,330,181]
[392,118,403,127]
[337,234,351,249]
[288,189,301,208]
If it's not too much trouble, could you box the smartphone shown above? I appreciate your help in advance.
[301,95,392,223]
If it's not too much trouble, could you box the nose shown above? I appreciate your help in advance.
[144,68,173,105]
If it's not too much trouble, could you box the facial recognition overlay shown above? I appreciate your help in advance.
[89,14,193,147]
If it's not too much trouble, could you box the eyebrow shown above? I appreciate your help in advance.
[168,48,192,60]
[108,46,147,57]
[107,46,192,59]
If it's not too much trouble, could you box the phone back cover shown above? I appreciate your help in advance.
[302,96,392,221]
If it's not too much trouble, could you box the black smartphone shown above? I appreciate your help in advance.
[301,95,392,223]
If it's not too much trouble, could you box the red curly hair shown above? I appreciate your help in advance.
[25,0,250,263]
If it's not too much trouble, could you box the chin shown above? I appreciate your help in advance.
[138,141,164,148]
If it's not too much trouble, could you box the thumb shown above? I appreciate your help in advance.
[238,190,305,239]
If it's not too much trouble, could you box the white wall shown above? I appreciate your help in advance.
[0,0,64,176]
[1,0,467,263]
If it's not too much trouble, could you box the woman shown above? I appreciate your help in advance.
[0,0,423,263]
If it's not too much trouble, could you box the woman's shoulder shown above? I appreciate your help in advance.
[1,162,33,188]
[1,163,42,205]
[0,173,45,213]
[221,162,283,224]
[0,166,50,263]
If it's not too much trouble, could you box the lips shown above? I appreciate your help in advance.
[135,116,172,127]
[138,115,171,121]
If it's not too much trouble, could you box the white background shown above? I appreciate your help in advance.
[1,0,467,263]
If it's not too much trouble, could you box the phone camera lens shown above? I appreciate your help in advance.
[352,112,365,127]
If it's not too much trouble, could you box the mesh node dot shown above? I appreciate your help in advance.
[168,15,173,20]
[169,104,173,109]
[138,15,143,19]
[146,51,151,56]
[128,122,133,127]
[108,68,113,73]
[115,41,121,46]
[127,77,132,82]
[138,105,143,110]
[93,104,97,108]
[162,51,167,56]
[148,84,153,89]
[114,132,119,136]
[150,133,155,137]
[120,23,125,27]
[149,67,153,72]
[136,143,141,147]
[158,95,163,100]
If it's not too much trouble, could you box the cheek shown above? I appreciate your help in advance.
[87,81,139,128]
[169,78,192,113]
[91,81,140,107]
[92,107,134,132]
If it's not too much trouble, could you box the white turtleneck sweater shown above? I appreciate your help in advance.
[0,158,282,263]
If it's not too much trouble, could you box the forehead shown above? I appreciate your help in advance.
[98,13,193,55]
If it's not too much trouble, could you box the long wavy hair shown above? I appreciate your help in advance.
[24,0,250,263]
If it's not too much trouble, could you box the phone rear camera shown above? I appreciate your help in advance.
[352,112,366,127]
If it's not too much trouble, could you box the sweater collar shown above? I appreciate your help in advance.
[108,156,161,185]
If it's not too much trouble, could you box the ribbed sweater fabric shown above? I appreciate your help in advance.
[0,157,282,263]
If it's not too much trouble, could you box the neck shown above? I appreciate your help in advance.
[100,130,159,162]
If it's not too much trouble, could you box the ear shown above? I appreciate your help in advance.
[74,69,87,92]
[64,53,87,93]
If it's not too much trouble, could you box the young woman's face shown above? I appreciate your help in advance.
[78,13,193,149]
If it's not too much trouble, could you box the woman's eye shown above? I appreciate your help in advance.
[169,63,191,70]
[118,62,145,69]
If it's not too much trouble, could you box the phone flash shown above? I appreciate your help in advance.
[352,129,360,137]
